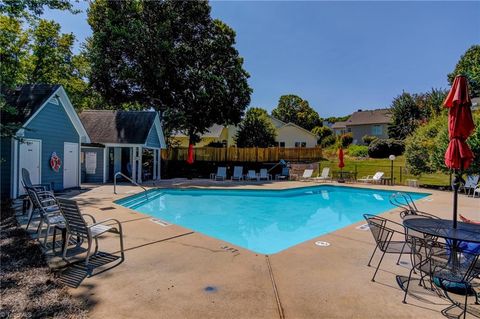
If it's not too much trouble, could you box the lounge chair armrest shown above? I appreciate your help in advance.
[82,213,97,224]
[90,218,123,232]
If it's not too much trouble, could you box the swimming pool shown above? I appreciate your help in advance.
[116,186,428,254]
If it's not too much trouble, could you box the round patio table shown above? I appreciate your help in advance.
[403,218,480,243]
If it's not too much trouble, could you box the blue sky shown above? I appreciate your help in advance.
[44,1,480,117]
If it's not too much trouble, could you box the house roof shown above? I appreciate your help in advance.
[268,116,318,138]
[331,121,347,129]
[345,109,392,126]
[1,84,61,124]
[173,124,226,138]
[79,110,157,144]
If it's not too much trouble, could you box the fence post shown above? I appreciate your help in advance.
[399,167,402,184]
[354,164,357,179]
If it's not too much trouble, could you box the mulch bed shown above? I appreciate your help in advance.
[0,200,87,319]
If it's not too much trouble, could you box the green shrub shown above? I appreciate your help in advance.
[339,133,353,148]
[321,134,336,147]
[362,135,377,145]
[368,138,405,158]
[348,145,368,157]
[312,126,333,145]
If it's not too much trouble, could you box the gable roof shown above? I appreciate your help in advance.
[1,84,61,124]
[331,121,347,129]
[173,124,226,138]
[79,110,158,144]
[269,116,318,138]
[346,109,392,126]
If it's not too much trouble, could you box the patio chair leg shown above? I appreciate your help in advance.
[85,237,93,266]
[63,234,71,260]
[372,250,387,282]
[402,266,416,304]
[396,242,407,265]
[367,244,378,267]
[463,286,469,319]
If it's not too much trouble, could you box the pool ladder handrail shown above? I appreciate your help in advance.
[114,172,149,200]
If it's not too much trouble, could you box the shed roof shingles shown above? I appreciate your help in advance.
[79,110,157,144]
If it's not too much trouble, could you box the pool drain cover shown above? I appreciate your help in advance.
[356,224,370,231]
[315,241,330,247]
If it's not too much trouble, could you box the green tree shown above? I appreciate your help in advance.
[387,92,421,140]
[235,108,277,147]
[271,95,321,131]
[0,16,29,87]
[448,45,480,97]
[311,125,332,145]
[0,0,76,18]
[87,0,251,144]
[414,88,449,119]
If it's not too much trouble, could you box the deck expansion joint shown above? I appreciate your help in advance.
[266,255,285,319]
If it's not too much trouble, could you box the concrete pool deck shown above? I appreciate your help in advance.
[53,180,479,318]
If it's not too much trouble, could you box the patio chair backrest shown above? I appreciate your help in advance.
[372,172,384,180]
[57,198,89,237]
[466,175,480,188]
[320,167,330,178]
[248,170,256,178]
[302,169,314,178]
[217,166,227,178]
[363,214,393,252]
[233,166,243,178]
[22,168,33,188]
[260,169,268,178]
[281,167,289,176]
[25,187,43,211]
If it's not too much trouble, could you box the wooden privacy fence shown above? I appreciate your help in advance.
[161,147,323,162]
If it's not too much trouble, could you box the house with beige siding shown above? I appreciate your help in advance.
[342,109,392,144]
[171,124,238,147]
[269,117,318,148]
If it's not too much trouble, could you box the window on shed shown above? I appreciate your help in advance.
[372,125,382,135]
[278,142,285,148]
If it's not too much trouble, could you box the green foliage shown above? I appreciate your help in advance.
[235,108,277,147]
[320,135,336,148]
[0,16,29,87]
[414,88,449,118]
[368,139,405,158]
[323,115,350,124]
[388,92,421,140]
[312,125,332,145]
[0,0,76,18]
[404,116,447,176]
[448,45,480,97]
[339,133,353,148]
[271,95,321,131]
[362,135,377,146]
[348,145,368,157]
[87,0,252,144]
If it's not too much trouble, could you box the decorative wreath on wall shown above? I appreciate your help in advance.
[50,152,62,172]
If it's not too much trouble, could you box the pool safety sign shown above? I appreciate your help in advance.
[85,152,97,174]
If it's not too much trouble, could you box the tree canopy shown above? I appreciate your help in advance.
[271,94,321,131]
[448,45,480,97]
[235,108,277,147]
[87,0,251,144]
[387,92,422,140]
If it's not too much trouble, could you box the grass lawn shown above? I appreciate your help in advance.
[318,155,451,187]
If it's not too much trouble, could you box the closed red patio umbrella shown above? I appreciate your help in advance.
[186,144,195,164]
[443,75,475,228]
[338,147,345,182]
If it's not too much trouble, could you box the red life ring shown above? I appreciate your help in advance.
[50,152,62,172]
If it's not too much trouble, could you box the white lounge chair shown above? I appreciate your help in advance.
[246,170,258,181]
[299,169,314,181]
[231,166,244,181]
[314,167,331,182]
[358,172,384,184]
[474,184,480,198]
[211,167,227,181]
[259,169,271,181]
[462,175,479,195]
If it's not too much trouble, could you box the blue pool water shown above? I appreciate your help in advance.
[116,186,428,254]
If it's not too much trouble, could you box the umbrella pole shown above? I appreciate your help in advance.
[452,169,461,229]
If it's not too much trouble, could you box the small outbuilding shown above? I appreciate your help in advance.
[79,110,166,184]
[1,84,90,198]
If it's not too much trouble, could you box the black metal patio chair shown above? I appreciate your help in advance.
[363,214,412,282]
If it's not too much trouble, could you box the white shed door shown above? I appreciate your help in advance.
[19,139,41,195]
[63,142,79,189]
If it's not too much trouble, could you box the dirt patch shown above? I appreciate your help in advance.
[0,200,87,319]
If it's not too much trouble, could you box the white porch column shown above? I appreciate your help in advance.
[152,149,157,180]
[157,149,161,180]
[137,146,143,183]
[131,147,136,182]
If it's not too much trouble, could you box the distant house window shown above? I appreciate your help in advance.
[279,142,285,148]
[372,125,382,135]
[347,128,352,133]
[301,142,307,148]
[295,142,307,148]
